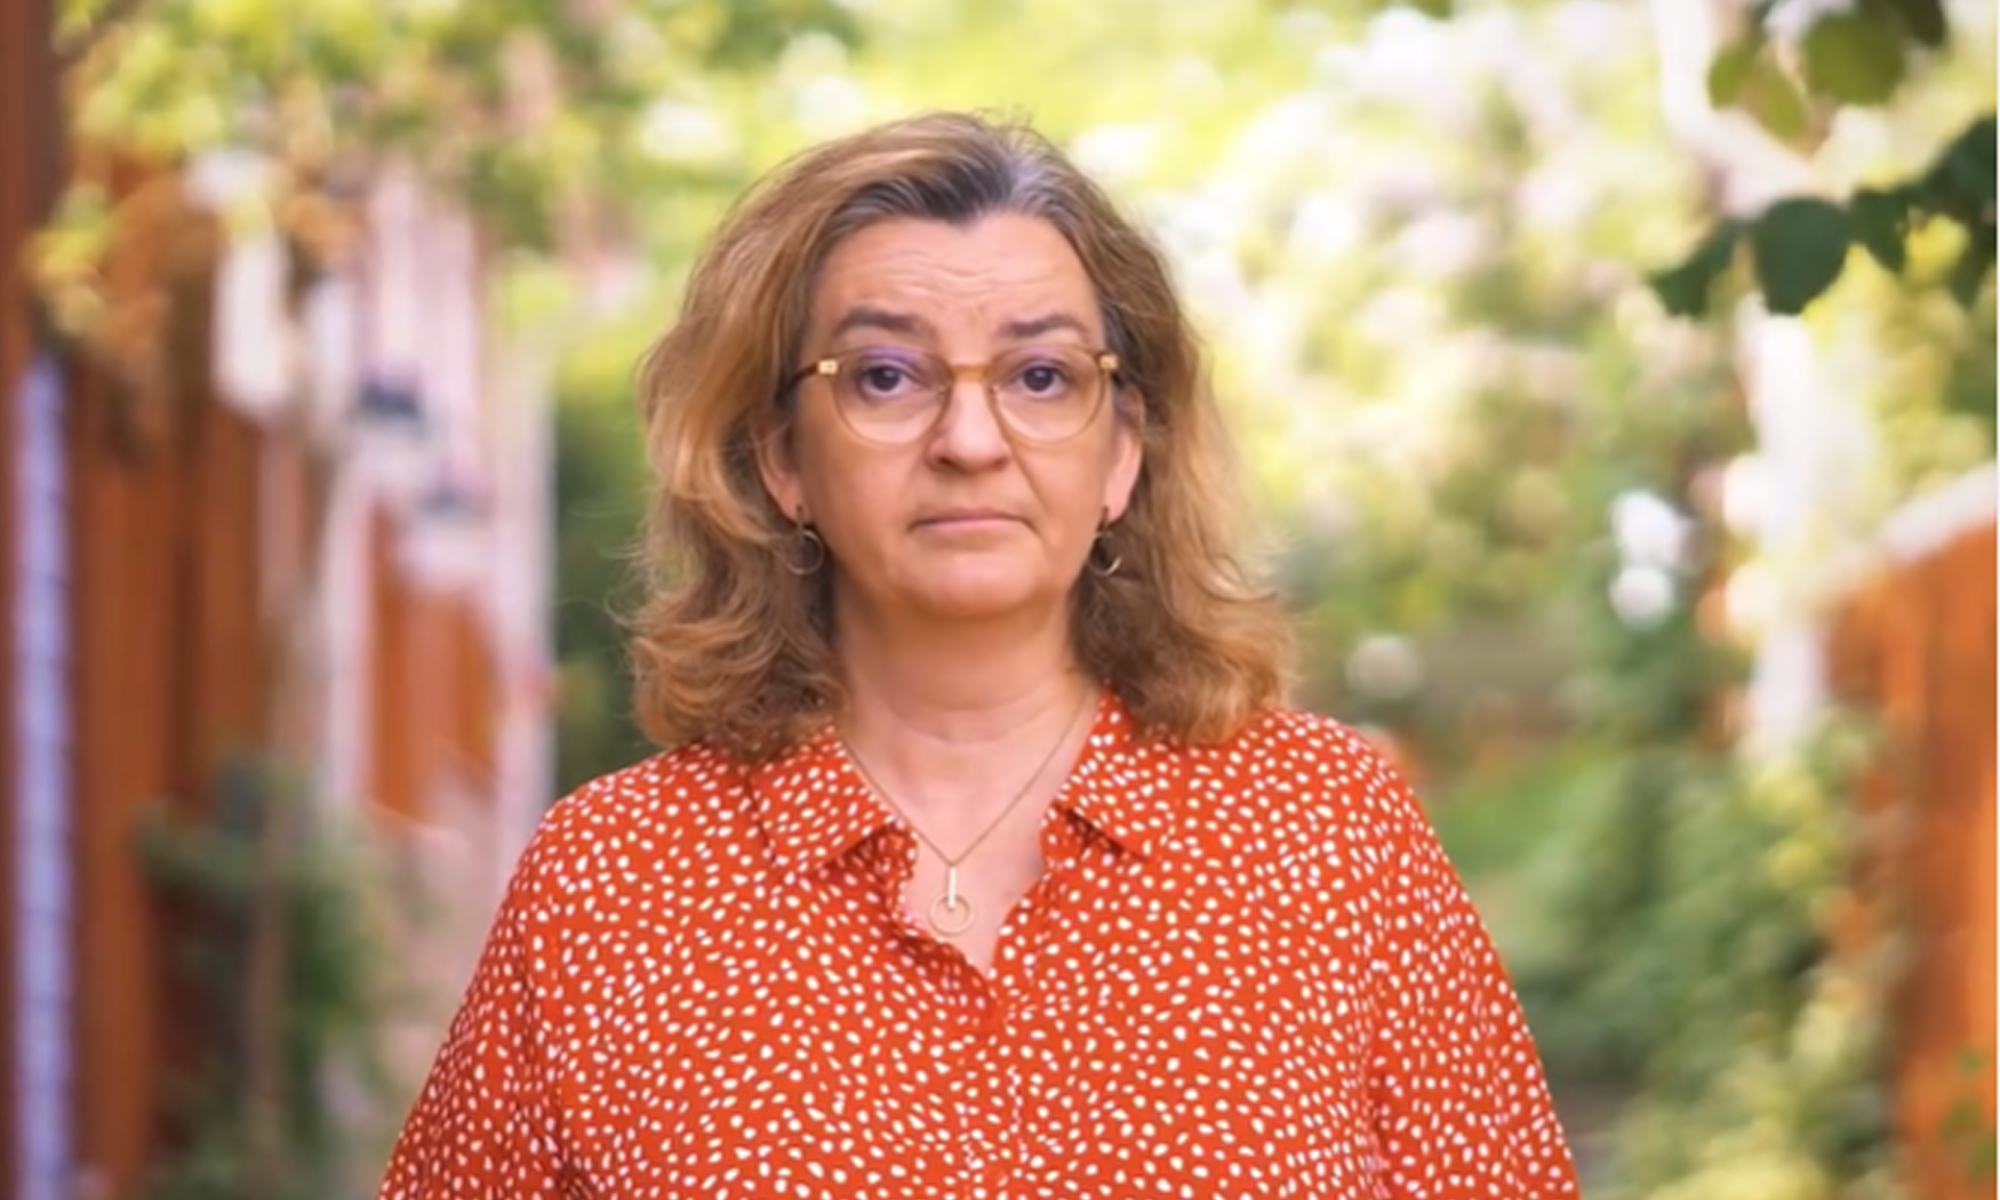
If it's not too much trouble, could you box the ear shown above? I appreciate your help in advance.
[755,422,808,522]
[1101,390,1146,523]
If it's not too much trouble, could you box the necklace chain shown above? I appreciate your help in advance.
[842,689,1094,937]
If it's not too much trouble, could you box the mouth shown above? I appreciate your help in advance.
[915,510,1019,529]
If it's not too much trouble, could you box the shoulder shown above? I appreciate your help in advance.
[1229,707,1405,788]
[505,742,753,912]
[1177,706,1429,863]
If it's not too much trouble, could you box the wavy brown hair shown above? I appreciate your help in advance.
[629,111,1292,760]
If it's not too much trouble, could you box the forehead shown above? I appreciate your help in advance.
[809,213,1102,340]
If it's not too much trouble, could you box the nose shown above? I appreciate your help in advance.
[925,377,1011,470]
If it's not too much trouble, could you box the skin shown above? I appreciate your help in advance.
[757,212,1144,972]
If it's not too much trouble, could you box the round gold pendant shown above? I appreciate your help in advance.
[926,892,975,936]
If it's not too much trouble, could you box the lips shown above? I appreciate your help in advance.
[916,509,1018,528]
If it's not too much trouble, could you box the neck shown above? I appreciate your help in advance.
[833,599,1095,816]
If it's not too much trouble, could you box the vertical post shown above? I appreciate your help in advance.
[2,3,70,1197]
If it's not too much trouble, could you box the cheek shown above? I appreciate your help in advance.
[812,473,886,523]
[1072,429,1133,505]
[802,457,907,549]
[786,411,865,509]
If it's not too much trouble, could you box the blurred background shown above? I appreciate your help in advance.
[0,0,1993,1197]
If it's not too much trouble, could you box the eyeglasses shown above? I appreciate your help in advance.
[784,344,1121,446]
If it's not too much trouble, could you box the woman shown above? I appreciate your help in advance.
[380,111,1579,1198]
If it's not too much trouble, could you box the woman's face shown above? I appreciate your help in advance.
[760,213,1144,628]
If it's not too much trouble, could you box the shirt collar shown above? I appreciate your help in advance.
[747,724,895,884]
[1054,687,1185,860]
[746,686,1186,881]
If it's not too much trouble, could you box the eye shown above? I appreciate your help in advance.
[859,363,911,393]
[1008,356,1077,398]
[844,352,935,400]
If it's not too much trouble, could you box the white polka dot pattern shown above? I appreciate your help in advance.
[379,691,1580,1198]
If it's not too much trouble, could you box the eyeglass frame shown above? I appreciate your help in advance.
[779,344,1125,446]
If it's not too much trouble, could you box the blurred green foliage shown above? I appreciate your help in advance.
[52,0,861,246]
[136,758,404,1200]
[551,315,656,794]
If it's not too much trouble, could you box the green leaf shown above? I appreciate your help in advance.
[1928,113,1998,214]
[1750,198,1853,315]
[1708,39,1811,143]
[1738,52,1811,143]
[1404,0,1454,17]
[1649,221,1742,318]
[1848,187,1911,272]
[1706,41,1756,108]
[1802,11,1908,105]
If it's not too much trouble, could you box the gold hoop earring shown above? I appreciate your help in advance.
[787,514,826,576]
[1087,512,1122,578]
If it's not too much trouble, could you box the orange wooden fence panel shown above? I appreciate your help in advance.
[1831,521,1997,1200]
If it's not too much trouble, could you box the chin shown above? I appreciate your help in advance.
[907,572,1054,623]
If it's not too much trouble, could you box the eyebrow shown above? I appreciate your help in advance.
[824,307,1095,344]
[826,306,932,341]
[998,312,1093,341]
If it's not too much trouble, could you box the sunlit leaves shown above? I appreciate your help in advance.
[41,0,863,371]
[1653,105,1994,319]
[59,0,859,254]
[27,184,116,337]
[1664,0,1994,318]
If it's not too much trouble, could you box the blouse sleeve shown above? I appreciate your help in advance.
[1363,765,1581,1199]
[377,859,569,1199]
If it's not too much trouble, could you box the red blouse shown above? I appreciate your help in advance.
[380,692,1579,1198]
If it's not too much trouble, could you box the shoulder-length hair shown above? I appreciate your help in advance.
[630,110,1292,760]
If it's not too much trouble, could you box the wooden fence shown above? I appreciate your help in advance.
[1831,515,1996,1200]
